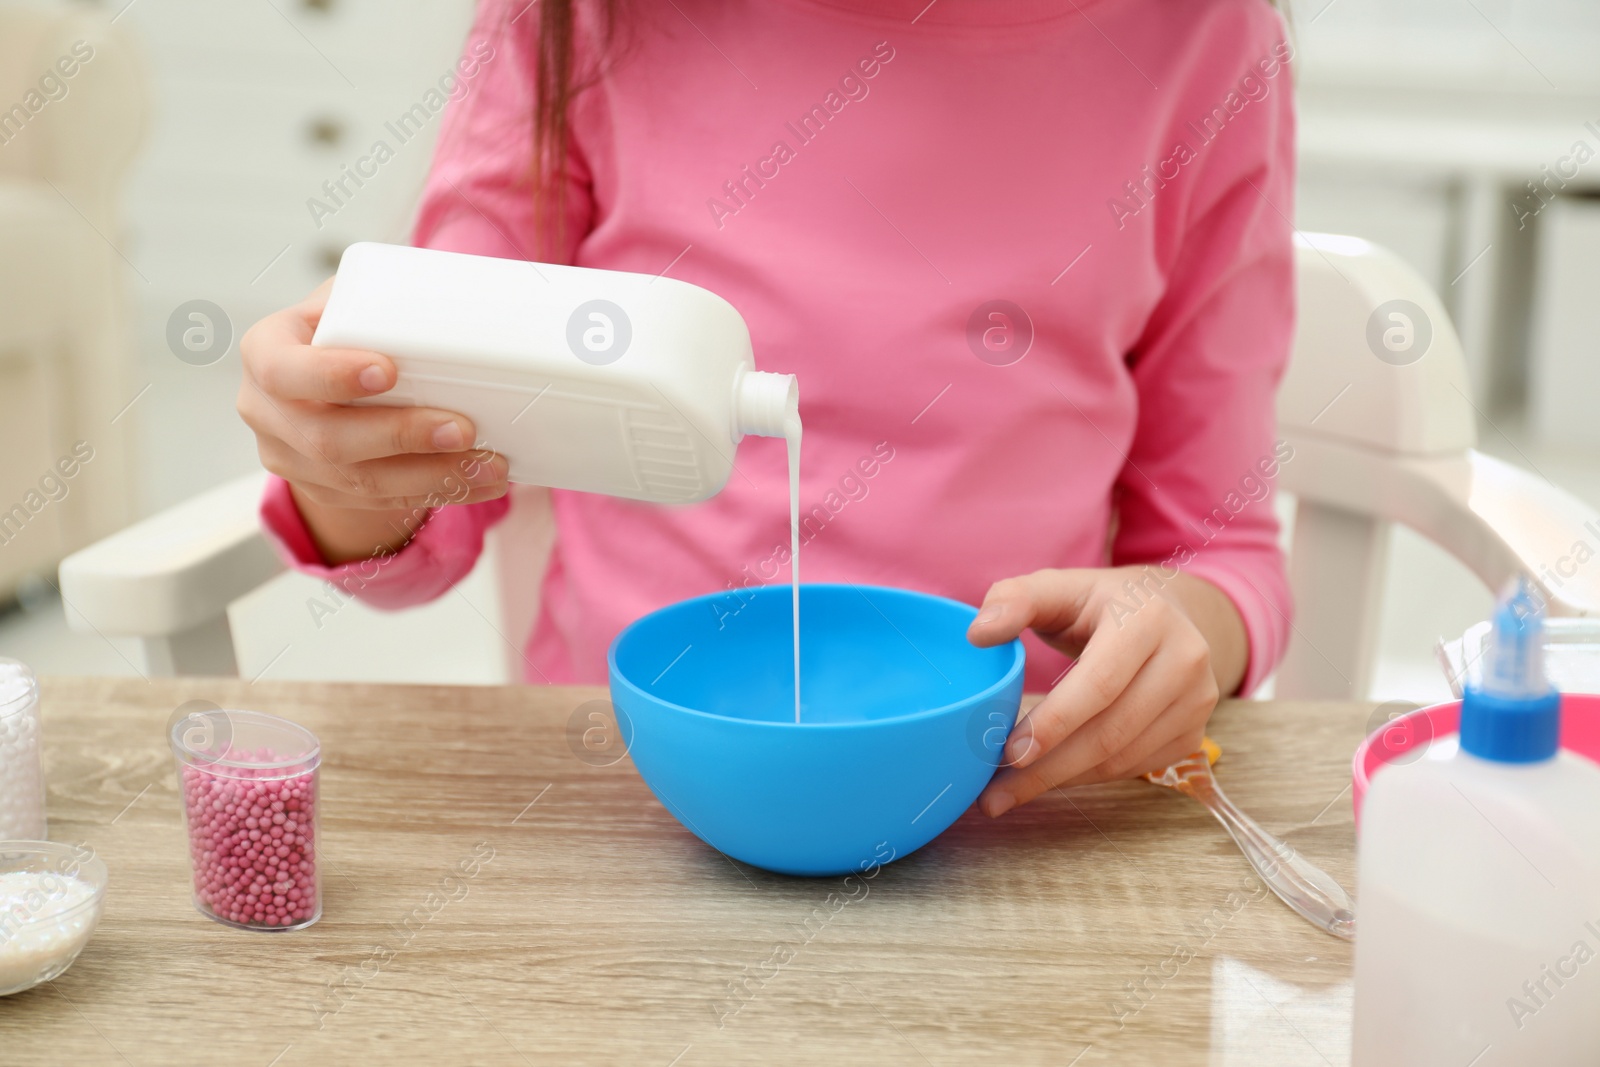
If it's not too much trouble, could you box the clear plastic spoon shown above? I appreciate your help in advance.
[1146,743,1356,941]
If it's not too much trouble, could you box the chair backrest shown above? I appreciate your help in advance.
[1279,233,1476,458]
[1274,234,1599,699]
[1274,233,1477,699]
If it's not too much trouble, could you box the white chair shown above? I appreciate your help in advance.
[0,3,147,599]
[1276,234,1598,698]
[59,235,1600,697]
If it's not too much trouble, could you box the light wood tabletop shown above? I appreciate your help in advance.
[2,678,1369,1066]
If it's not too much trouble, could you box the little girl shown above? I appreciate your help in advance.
[239,0,1296,819]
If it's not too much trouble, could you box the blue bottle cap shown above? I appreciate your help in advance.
[1460,687,1561,762]
[1460,580,1560,764]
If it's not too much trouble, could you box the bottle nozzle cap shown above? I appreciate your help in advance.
[736,371,798,440]
[1462,577,1560,763]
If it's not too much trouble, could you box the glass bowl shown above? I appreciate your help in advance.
[0,841,107,996]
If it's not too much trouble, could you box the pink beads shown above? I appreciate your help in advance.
[179,752,319,930]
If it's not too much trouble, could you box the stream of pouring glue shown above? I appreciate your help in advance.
[785,402,802,724]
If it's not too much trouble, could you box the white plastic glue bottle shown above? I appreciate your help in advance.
[313,242,799,504]
[314,242,808,720]
[1353,580,1600,1066]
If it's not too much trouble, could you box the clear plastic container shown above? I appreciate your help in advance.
[169,709,321,931]
[0,841,106,996]
[1437,617,1600,697]
[0,659,47,841]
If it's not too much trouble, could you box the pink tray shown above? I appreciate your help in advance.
[1352,693,1600,829]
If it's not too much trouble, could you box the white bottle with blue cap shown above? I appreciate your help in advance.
[1353,580,1600,1065]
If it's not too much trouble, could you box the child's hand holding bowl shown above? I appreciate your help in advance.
[967,567,1248,816]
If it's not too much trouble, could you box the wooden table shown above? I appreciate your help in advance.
[2,679,1369,1066]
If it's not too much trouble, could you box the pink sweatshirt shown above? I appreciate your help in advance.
[263,0,1298,693]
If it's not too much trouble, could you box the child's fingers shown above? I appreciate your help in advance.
[980,642,1175,815]
[1053,685,1211,789]
[292,275,337,317]
[262,438,507,502]
[240,288,396,404]
[282,403,479,466]
[247,337,397,404]
[290,472,509,514]
[999,616,1162,770]
[1059,723,1206,791]
[965,569,1100,647]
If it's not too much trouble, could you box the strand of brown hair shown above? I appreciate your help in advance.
[533,0,619,261]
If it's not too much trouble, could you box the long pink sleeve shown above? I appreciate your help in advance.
[1105,20,1297,694]
[260,476,506,609]
[261,0,1298,692]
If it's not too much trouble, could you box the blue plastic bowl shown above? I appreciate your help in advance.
[608,583,1025,876]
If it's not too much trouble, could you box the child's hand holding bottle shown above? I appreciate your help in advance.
[236,279,509,563]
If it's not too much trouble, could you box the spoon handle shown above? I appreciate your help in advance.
[1184,776,1356,941]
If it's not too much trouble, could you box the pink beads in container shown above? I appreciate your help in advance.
[168,707,321,931]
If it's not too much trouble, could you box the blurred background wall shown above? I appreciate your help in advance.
[2,0,1599,700]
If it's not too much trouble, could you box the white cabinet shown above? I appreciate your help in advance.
[115,0,479,512]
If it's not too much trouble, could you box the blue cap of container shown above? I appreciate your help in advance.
[1460,579,1561,763]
